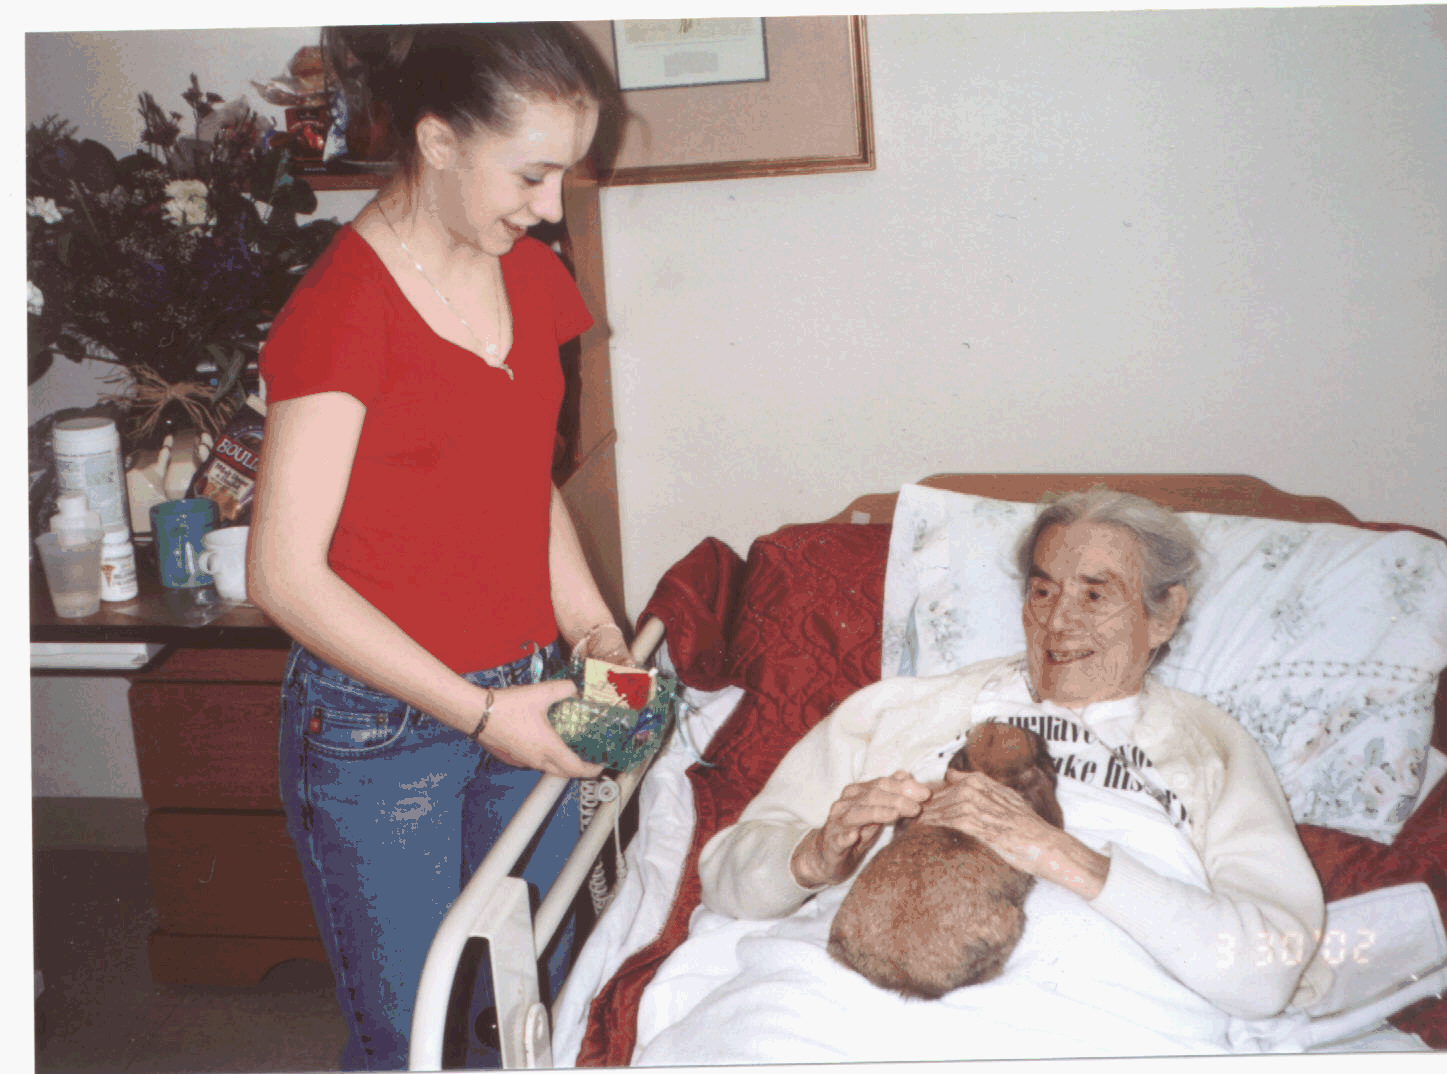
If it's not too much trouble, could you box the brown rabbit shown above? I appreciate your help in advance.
[826,721,1063,999]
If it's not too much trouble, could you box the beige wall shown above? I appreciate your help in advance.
[604,8,1447,613]
[27,10,1447,794]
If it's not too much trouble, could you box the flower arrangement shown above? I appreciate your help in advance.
[27,75,342,446]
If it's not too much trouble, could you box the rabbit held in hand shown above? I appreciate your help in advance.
[827,722,1063,999]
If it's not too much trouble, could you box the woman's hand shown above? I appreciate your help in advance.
[916,770,1110,899]
[472,679,605,779]
[571,622,636,667]
[790,771,931,888]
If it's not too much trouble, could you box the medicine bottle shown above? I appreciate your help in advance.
[100,529,140,602]
[53,417,130,536]
[50,492,103,548]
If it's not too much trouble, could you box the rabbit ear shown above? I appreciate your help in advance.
[946,744,974,773]
[1013,765,1064,829]
[1034,732,1056,769]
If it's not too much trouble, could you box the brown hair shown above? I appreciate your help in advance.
[323,22,616,176]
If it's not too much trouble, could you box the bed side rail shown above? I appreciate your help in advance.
[408,618,666,1070]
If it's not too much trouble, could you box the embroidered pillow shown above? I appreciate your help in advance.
[882,484,1447,843]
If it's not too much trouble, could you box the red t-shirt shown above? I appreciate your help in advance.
[259,226,592,672]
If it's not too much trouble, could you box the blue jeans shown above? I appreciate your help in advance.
[278,641,580,1070]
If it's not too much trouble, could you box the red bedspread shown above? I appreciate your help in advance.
[576,524,1447,1064]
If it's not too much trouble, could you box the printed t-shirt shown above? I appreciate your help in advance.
[920,666,1191,829]
[258,227,592,673]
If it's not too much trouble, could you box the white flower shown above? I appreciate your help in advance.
[164,179,211,227]
[27,197,65,224]
[28,280,44,317]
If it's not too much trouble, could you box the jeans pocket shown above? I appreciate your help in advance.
[300,673,413,757]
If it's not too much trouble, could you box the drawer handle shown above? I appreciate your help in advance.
[198,858,216,885]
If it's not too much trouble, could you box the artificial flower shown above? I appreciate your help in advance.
[163,179,211,227]
[27,197,65,224]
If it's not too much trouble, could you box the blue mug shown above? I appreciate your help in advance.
[151,497,218,587]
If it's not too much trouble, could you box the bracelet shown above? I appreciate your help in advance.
[470,688,495,743]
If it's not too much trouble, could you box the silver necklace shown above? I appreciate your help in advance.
[379,205,513,380]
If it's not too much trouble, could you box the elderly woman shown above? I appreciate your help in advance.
[654,489,1330,1063]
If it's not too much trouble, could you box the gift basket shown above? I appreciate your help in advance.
[534,648,682,771]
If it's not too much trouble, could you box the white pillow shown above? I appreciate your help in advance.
[882,484,1447,844]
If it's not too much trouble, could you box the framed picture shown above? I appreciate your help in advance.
[613,18,768,91]
[577,15,874,186]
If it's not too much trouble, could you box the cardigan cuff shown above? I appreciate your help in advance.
[1087,843,1162,919]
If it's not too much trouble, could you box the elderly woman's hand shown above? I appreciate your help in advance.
[917,769,1111,900]
[790,771,931,889]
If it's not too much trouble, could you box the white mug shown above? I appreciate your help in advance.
[199,525,250,603]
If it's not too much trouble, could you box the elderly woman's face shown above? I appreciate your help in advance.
[1023,522,1183,708]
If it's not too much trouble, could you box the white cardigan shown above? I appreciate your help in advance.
[697,655,1332,1020]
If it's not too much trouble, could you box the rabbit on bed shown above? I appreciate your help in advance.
[826,721,1064,999]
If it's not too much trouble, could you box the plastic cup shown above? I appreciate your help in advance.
[35,532,105,617]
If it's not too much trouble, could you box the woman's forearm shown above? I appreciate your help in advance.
[250,541,596,778]
[250,560,491,734]
[1008,828,1110,902]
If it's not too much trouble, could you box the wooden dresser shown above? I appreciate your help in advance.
[129,643,324,986]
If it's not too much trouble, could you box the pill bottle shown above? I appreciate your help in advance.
[51,492,103,548]
[100,529,140,602]
[53,417,130,535]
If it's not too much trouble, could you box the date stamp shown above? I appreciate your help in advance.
[1216,928,1375,969]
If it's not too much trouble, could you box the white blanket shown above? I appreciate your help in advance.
[633,777,1241,1064]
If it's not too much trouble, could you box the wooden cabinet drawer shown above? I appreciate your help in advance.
[146,810,317,939]
[141,646,290,682]
[129,681,285,808]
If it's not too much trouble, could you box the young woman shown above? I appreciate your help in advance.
[248,23,625,1070]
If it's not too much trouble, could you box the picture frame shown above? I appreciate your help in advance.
[578,15,874,186]
[612,18,768,92]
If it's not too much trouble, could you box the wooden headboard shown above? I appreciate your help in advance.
[825,473,1445,752]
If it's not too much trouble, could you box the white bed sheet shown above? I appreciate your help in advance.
[551,659,744,1065]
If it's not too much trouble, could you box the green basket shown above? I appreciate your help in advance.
[545,656,681,771]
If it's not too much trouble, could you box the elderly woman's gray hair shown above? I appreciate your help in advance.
[1014,488,1202,622]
